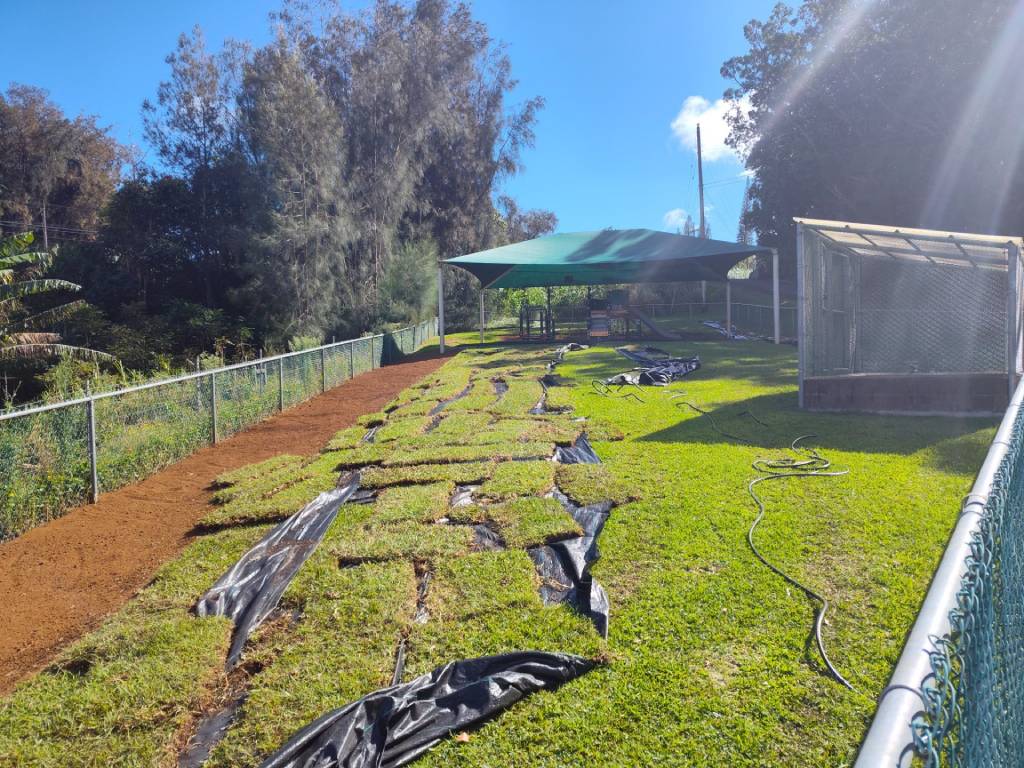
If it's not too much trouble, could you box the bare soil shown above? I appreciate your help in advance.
[0,353,446,694]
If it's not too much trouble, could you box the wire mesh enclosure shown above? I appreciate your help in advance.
[797,219,1024,413]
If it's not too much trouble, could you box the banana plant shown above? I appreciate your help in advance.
[0,232,114,363]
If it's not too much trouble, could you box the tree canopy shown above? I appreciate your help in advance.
[723,0,1024,272]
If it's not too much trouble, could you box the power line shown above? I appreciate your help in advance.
[0,220,100,236]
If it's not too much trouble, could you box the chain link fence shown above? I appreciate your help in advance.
[856,379,1024,767]
[0,318,437,541]
[544,301,796,340]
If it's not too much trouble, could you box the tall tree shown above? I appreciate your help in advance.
[497,195,557,244]
[237,36,349,338]
[722,0,1024,271]
[0,85,124,246]
[142,28,254,305]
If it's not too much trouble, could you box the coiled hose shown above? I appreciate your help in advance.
[747,435,856,691]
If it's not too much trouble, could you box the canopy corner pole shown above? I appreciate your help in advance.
[438,263,446,354]
[546,286,553,340]
[796,222,806,408]
[772,248,781,345]
[725,279,732,339]
[479,286,485,344]
[1008,241,1020,401]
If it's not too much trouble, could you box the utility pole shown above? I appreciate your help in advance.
[697,123,707,303]
[697,124,706,238]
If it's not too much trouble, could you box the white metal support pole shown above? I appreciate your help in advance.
[725,280,732,338]
[546,286,553,339]
[1008,241,1020,401]
[772,248,781,345]
[479,288,485,344]
[86,386,98,503]
[321,347,327,391]
[438,264,446,354]
[211,371,219,444]
[796,223,807,408]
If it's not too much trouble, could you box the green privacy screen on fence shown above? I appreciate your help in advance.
[0,318,438,542]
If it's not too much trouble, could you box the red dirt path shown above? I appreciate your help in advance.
[0,352,446,694]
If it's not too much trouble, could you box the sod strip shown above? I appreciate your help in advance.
[0,525,271,767]
[206,559,419,768]
[196,475,362,668]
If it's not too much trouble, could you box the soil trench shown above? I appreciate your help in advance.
[0,352,447,694]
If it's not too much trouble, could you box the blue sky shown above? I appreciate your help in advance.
[4,0,774,240]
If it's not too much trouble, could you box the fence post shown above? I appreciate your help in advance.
[211,371,219,444]
[349,341,355,379]
[278,358,285,411]
[321,346,327,393]
[86,386,99,504]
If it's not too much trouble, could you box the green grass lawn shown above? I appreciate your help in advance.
[0,334,994,767]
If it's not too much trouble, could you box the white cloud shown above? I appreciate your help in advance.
[662,208,689,231]
[670,95,749,162]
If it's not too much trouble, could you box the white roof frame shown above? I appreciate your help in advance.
[794,217,1023,270]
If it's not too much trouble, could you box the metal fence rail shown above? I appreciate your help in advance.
[0,318,438,541]
[855,376,1024,767]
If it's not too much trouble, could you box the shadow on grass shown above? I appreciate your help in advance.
[635,391,996,468]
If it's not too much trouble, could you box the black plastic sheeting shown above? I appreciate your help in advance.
[258,651,596,768]
[532,434,614,637]
[553,433,601,464]
[553,342,588,362]
[428,384,472,416]
[529,491,614,639]
[195,472,361,667]
[701,320,752,341]
[609,346,700,386]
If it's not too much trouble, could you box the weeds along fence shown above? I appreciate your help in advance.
[855,377,1024,767]
[0,318,438,542]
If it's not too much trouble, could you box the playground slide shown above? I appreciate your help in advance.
[628,307,681,340]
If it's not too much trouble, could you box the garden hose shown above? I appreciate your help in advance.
[669,394,763,444]
[747,436,856,691]
[590,379,645,403]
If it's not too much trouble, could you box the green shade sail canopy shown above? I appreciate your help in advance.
[444,228,770,289]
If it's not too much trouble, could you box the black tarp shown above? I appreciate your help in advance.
[533,434,614,637]
[529,492,614,638]
[195,472,361,667]
[553,433,600,464]
[258,651,596,768]
[610,346,700,386]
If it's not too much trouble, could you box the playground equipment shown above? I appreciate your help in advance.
[517,289,686,342]
[518,304,552,340]
[586,290,680,341]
